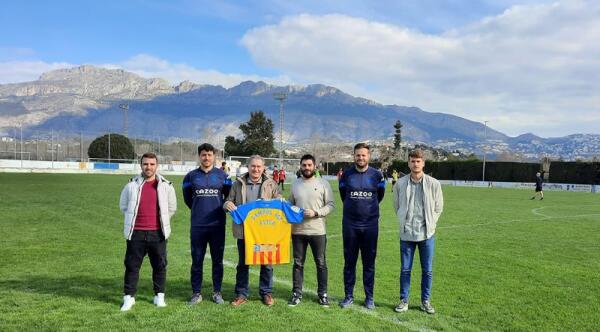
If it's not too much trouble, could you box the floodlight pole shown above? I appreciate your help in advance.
[482,120,488,182]
[80,132,83,162]
[13,126,17,159]
[108,132,111,163]
[274,92,287,168]
[51,129,54,168]
[119,103,129,137]
[20,123,23,168]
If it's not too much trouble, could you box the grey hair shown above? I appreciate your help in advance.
[247,155,265,166]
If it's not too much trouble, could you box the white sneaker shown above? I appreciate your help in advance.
[153,293,167,308]
[120,295,135,311]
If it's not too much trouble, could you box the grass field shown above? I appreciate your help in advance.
[1,172,600,331]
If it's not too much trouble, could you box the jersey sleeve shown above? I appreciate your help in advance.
[339,170,347,201]
[282,201,304,224]
[377,171,386,202]
[182,172,194,209]
[230,202,253,224]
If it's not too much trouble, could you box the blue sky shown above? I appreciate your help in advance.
[2,0,599,137]
[2,0,530,74]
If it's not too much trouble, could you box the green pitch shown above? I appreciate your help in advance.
[1,173,599,331]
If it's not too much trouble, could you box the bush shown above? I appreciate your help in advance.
[549,162,600,184]
[88,133,135,161]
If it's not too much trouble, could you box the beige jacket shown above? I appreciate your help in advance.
[393,173,444,241]
[223,172,281,239]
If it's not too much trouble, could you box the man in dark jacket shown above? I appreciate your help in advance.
[531,172,544,200]
[183,143,232,305]
[338,143,385,310]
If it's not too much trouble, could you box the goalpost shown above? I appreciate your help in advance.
[227,155,300,182]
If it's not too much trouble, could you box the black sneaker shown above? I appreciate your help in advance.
[288,292,301,306]
[318,294,330,307]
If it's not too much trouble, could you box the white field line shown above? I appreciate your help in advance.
[205,258,436,332]
[531,207,551,218]
[326,210,599,239]
[194,208,599,331]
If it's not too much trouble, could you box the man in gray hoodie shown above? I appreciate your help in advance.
[393,149,443,314]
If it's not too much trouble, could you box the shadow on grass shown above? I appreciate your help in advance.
[0,274,332,308]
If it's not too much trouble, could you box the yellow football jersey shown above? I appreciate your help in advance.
[231,199,304,265]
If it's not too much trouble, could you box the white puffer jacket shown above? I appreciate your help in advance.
[119,174,177,240]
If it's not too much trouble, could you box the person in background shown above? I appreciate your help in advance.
[392,169,399,192]
[221,161,231,176]
[273,166,280,186]
[279,167,287,190]
[531,172,544,200]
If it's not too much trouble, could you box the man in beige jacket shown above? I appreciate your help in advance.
[224,155,281,306]
[393,149,443,315]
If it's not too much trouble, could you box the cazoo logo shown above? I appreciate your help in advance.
[195,188,219,196]
[350,191,373,199]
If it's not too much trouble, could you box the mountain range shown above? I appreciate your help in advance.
[0,65,598,160]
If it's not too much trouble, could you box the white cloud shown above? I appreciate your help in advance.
[0,54,292,88]
[0,60,74,84]
[241,0,600,137]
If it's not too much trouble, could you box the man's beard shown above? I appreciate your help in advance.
[302,169,314,178]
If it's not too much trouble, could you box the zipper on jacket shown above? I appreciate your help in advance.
[157,177,166,237]
[129,178,144,239]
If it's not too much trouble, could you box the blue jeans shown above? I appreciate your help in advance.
[235,239,273,298]
[400,236,435,302]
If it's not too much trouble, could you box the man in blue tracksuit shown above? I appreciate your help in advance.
[338,143,385,309]
[183,143,232,305]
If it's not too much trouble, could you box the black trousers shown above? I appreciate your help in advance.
[123,230,167,296]
[292,234,328,296]
[342,225,378,299]
[190,226,225,293]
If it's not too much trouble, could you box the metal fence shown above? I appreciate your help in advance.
[0,128,226,164]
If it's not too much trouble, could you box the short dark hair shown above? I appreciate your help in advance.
[354,142,370,152]
[408,149,425,160]
[140,152,158,163]
[197,143,215,154]
[300,154,316,165]
[221,161,227,166]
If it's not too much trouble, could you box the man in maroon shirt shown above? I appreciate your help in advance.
[119,152,177,311]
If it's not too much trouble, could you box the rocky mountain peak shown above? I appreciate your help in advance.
[175,80,200,93]
[230,81,271,96]
[40,65,125,81]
